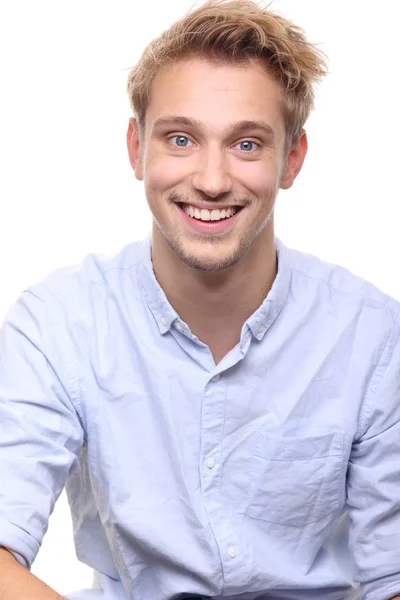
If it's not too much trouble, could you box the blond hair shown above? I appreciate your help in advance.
[127,0,327,149]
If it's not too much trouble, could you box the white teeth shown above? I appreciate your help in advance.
[182,204,239,222]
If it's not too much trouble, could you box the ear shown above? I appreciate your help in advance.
[126,118,144,181]
[280,130,308,190]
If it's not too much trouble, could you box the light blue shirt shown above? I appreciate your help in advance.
[1,236,400,600]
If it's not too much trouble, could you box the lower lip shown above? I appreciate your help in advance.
[176,205,243,234]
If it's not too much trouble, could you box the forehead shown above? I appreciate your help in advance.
[145,58,285,140]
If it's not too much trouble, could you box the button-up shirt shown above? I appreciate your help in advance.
[1,236,400,600]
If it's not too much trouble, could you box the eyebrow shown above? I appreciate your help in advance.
[152,115,276,140]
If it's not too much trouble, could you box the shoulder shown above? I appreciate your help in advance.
[23,237,147,308]
[8,237,149,355]
[286,243,400,325]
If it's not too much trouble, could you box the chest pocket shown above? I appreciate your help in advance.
[248,431,345,527]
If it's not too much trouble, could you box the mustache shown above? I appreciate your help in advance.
[168,190,248,207]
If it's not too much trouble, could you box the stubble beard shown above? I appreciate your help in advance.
[154,189,277,273]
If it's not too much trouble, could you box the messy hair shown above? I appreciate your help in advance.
[127,0,327,150]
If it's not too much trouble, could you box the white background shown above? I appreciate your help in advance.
[1,0,399,596]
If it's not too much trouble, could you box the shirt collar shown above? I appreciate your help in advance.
[246,237,291,340]
[138,236,179,335]
[138,235,291,339]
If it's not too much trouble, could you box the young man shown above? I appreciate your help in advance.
[1,1,400,599]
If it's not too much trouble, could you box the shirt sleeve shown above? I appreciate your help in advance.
[347,313,400,600]
[0,290,84,569]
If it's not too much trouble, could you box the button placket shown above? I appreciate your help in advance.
[200,368,246,589]
[199,370,227,590]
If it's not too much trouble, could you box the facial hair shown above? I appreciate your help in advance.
[153,189,276,272]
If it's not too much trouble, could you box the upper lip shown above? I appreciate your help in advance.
[178,202,243,210]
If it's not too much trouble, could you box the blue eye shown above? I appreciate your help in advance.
[170,136,192,148]
[237,141,259,152]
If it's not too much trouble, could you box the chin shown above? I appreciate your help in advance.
[173,239,246,272]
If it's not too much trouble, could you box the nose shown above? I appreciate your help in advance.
[191,147,233,198]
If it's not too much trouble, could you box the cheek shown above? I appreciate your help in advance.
[144,155,185,193]
[237,158,280,197]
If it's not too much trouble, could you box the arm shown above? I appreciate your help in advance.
[0,291,84,586]
[0,547,65,600]
[347,321,400,600]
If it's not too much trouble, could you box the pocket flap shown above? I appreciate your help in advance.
[253,431,344,461]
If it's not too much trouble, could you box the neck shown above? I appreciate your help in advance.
[151,223,277,362]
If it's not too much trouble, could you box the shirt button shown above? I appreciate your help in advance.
[175,322,185,333]
[257,324,265,335]
[210,374,220,383]
[160,316,167,327]
[205,457,216,469]
[227,545,237,559]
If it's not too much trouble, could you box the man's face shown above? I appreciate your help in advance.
[127,58,307,271]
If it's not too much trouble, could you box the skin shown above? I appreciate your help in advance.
[127,57,307,364]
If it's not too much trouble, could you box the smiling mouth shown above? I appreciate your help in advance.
[178,203,244,222]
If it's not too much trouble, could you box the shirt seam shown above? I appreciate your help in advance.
[24,290,87,437]
[35,262,141,302]
[356,310,400,437]
[290,267,399,318]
